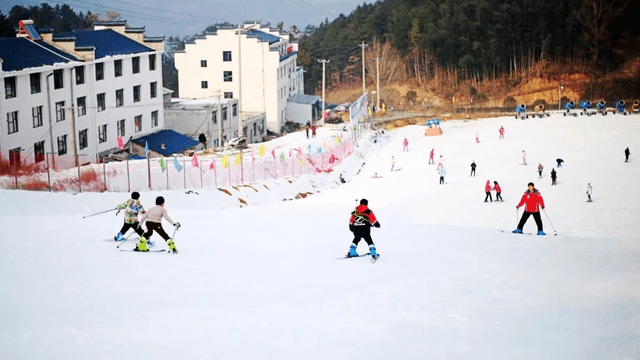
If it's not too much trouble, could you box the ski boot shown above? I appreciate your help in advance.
[512,229,523,234]
[114,232,125,242]
[167,239,178,254]
[346,244,358,258]
[134,237,149,252]
[369,245,380,260]
[146,239,155,248]
[537,230,546,236]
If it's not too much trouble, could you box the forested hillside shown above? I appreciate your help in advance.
[299,0,640,99]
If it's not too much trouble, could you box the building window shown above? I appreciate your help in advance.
[55,101,65,122]
[117,119,125,137]
[77,96,86,116]
[116,89,124,107]
[222,107,227,121]
[9,148,21,168]
[53,69,63,89]
[96,63,104,80]
[201,81,208,89]
[223,71,232,82]
[4,76,16,99]
[232,103,237,117]
[34,141,45,162]
[32,106,43,128]
[57,134,67,155]
[135,115,142,132]
[133,85,141,103]
[98,124,107,143]
[7,111,18,134]
[30,73,41,94]
[212,110,217,124]
[97,93,105,112]
[150,82,157,98]
[114,59,122,77]
[75,66,84,85]
[224,92,233,99]
[151,110,158,127]
[79,129,88,150]
[132,57,140,74]
[201,60,207,67]
[223,51,232,62]
[149,54,156,71]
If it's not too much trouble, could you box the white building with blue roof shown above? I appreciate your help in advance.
[174,22,304,134]
[0,20,165,169]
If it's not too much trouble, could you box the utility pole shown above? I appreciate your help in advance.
[218,90,222,147]
[68,103,78,168]
[237,24,244,138]
[317,59,329,123]
[558,82,564,110]
[359,42,367,95]
[373,57,382,110]
[46,73,56,170]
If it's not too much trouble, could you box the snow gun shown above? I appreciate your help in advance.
[563,101,577,117]
[515,104,527,119]
[596,100,607,115]
[579,100,593,116]
[534,104,549,118]
[615,100,627,115]
[633,100,640,114]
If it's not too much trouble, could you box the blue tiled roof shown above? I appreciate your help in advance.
[53,29,154,59]
[0,38,77,72]
[132,129,199,156]
[246,30,281,44]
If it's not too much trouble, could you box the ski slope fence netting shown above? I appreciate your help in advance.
[0,140,354,192]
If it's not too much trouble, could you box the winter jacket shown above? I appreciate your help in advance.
[140,205,174,225]
[438,168,446,177]
[493,183,502,193]
[586,185,592,195]
[517,189,545,212]
[551,170,557,179]
[485,181,492,192]
[471,162,476,170]
[349,205,380,233]
[116,199,145,224]
[537,164,543,172]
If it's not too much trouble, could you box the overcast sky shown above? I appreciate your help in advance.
[3,0,364,37]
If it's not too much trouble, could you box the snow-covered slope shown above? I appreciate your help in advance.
[1,114,639,359]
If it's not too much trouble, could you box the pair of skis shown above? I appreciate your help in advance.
[338,253,379,263]
[500,230,558,236]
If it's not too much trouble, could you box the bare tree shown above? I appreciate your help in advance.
[573,0,631,64]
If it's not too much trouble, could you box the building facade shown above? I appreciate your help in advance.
[174,22,304,134]
[0,20,164,169]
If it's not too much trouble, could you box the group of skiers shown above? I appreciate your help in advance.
[484,180,503,202]
[113,192,180,253]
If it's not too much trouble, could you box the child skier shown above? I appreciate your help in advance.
[438,167,446,184]
[625,147,630,162]
[484,180,493,202]
[403,138,409,152]
[586,183,593,202]
[429,149,435,164]
[499,126,505,139]
[391,156,396,171]
[513,182,546,235]
[551,168,557,185]
[493,181,503,202]
[113,192,146,242]
[537,163,544,179]
[347,199,381,259]
[138,196,180,253]
[522,150,527,165]
[470,161,476,177]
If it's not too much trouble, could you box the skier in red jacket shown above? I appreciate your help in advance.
[347,199,381,259]
[513,182,546,235]
[493,181,503,202]
[484,180,493,202]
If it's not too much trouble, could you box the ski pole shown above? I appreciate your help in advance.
[542,209,557,235]
[83,208,117,219]
[116,231,137,249]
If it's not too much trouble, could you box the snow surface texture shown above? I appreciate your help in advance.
[1,114,639,359]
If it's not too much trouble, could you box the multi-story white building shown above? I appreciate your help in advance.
[174,22,304,134]
[0,20,164,169]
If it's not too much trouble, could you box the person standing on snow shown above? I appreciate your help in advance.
[113,191,147,242]
[429,149,435,164]
[625,147,630,162]
[499,126,505,139]
[537,163,544,179]
[551,168,557,185]
[586,183,593,202]
[347,199,381,259]
[475,131,480,143]
[437,155,445,169]
[137,196,180,253]
[484,180,493,202]
[311,123,317,138]
[470,161,476,177]
[513,182,546,235]
[438,167,446,184]
[522,150,527,165]
[493,181,503,202]
[403,138,409,152]
[391,156,396,171]
[305,122,310,139]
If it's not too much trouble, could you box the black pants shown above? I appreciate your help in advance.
[440,176,444,184]
[470,169,475,176]
[626,154,629,162]
[144,221,171,240]
[484,192,492,202]
[496,192,503,201]
[119,222,145,237]
[352,230,374,247]
[517,211,543,231]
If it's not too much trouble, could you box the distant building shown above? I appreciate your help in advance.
[174,22,304,134]
[164,98,266,149]
[0,20,164,169]
[130,129,199,158]
[287,94,321,125]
